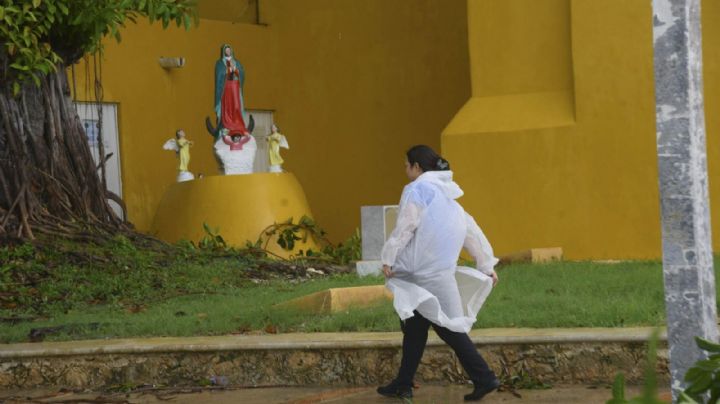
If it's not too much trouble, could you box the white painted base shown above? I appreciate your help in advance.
[214,136,257,175]
[356,260,382,277]
[177,171,195,182]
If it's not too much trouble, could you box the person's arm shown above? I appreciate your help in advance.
[222,135,232,146]
[463,212,500,283]
[380,189,423,276]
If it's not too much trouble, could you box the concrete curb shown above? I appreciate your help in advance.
[0,327,667,359]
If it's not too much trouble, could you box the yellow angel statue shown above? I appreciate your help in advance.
[267,124,289,173]
[163,129,195,182]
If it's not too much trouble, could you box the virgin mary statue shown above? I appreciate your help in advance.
[214,44,250,136]
[210,44,256,174]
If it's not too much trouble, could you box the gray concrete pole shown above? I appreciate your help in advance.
[652,0,719,399]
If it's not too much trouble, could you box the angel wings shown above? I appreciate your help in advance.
[163,139,179,152]
[277,134,289,149]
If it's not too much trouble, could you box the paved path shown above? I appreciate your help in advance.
[0,385,670,404]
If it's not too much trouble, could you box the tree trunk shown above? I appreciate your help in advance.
[0,51,126,240]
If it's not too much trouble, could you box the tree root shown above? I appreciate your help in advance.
[0,65,129,241]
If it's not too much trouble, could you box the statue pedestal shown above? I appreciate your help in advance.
[177,171,195,182]
[151,173,318,257]
[215,136,256,175]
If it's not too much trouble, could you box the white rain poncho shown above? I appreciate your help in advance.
[381,170,499,333]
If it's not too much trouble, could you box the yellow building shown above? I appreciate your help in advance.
[73,0,720,259]
[73,0,470,249]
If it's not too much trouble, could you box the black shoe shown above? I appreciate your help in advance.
[464,378,500,401]
[377,381,413,399]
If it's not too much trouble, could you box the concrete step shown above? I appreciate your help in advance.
[273,285,392,314]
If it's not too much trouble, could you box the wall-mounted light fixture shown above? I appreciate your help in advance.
[158,57,186,69]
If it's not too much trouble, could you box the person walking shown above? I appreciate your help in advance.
[377,145,500,401]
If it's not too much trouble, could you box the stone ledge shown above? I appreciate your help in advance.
[0,328,670,390]
[499,247,564,264]
[0,342,669,390]
[0,327,666,359]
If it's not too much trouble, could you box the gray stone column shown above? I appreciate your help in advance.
[652,0,718,398]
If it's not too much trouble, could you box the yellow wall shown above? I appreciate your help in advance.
[197,0,257,24]
[444,0,720,259]
[79,0,720,259]
[265,0,470,243]
[704,0,720,259]
[74,0,471,243]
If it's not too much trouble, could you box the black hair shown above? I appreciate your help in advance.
[175,129,183,138]
[406,145,450,172]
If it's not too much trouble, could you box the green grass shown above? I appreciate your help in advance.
[1,237,256,316]
[3,237,719,343]
[1,274,392,343]
[476,260,667,328]
[3,257,713,343]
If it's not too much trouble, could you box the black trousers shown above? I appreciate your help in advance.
[394,311,496,387]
